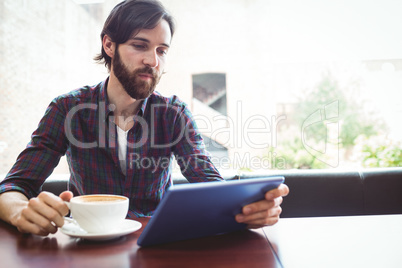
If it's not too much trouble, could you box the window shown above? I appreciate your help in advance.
[192,73,229,168]
[1,0,401,177]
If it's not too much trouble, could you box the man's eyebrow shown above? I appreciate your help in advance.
[131,37,170,48]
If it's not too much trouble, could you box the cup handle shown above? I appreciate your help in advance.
[64,201,71,209]
[64,217,77,224]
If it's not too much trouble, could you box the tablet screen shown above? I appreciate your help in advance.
[137,176,285,246]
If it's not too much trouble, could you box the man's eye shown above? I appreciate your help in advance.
[157,49,167,55]
[133,44,146,49]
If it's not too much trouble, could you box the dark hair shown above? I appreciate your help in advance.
[94,0,175,70]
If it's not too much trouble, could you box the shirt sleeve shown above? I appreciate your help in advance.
[171,104,223,183]
[0,98,68,198]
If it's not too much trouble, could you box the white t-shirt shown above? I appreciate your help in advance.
[117,126,129,175]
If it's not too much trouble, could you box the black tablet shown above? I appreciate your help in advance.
[137,176,285,247]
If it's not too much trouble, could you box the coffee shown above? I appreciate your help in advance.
[75,195,127,203]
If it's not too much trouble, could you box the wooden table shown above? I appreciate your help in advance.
[0,217,280,268]
[4,215,400,267]
[263,214,402,268]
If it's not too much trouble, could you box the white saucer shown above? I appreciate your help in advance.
[61,219,142,241]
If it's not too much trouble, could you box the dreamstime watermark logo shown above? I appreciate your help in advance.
[193,101,286,150]
[62,100,340,169]
[128,152,288,173]
[301,100,340,167]
[63,101,287,151]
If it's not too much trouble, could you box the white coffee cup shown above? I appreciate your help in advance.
[65,194,129,233]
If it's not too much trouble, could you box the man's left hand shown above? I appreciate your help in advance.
[235,184,289,228]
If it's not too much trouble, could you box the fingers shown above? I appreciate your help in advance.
[33,193,69,226]
[235,183,289,229]
[244,206,282,228]
[59,191,73,202]
[17,205,58,235]
[236,197,282,221]
[242,196,283,216]
[265,184,289,200]
[16,191,70,236]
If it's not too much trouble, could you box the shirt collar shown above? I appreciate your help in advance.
[138,96,149,116]
[99,77,114,118]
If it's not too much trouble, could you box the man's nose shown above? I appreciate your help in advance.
[143,50,158,68]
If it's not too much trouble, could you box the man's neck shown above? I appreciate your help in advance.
[107,76,142,131]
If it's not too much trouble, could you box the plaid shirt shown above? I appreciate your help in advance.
[0,78,223,217]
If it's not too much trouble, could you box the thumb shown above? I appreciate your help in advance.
[59,191,73,202]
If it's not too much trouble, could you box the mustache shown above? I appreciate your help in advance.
[135,66,157,78]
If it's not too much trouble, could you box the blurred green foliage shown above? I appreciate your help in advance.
[295,74,380,148]
[355,135,402,168]
[264,128,327,169]
[266,73,398,169]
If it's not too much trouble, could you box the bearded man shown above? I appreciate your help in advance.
[0,0,288,236]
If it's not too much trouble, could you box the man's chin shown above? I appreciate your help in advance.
[126,89,154,100]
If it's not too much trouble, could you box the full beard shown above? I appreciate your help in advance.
[112,48,161,100]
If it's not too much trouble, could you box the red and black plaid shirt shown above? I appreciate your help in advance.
[0,78,222,217]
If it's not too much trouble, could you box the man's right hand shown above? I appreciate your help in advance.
[0,191,73,236]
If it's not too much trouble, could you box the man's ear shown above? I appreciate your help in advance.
[103,35,115,58]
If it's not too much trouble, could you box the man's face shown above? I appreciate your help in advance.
[111,20,171,100]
